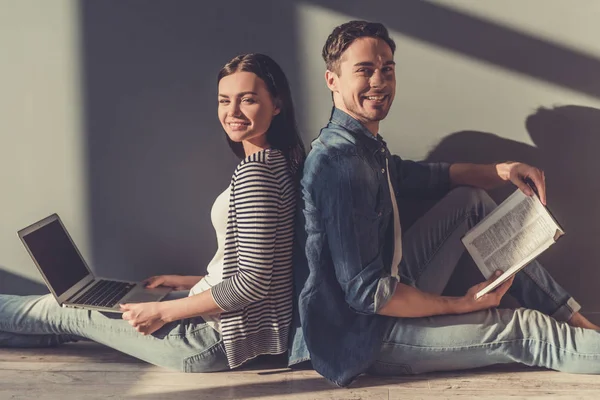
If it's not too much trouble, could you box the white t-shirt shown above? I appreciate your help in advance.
[189,184,231,332]
[385,157,402,278]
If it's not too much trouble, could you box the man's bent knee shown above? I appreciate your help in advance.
[448,186,497,213]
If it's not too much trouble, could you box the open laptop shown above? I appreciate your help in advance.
[18,214,171,313]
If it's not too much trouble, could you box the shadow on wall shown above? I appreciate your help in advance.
[425,105,600,306]
[79,1,303,280]
[0,269,47,295]
[309,0,600,100]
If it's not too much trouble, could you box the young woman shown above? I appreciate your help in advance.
[0,53,305,372]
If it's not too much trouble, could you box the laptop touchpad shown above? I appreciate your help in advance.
[125,291,165,304]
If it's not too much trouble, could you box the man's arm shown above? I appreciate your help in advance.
[312,155,515,318]
[312,155,397,314]
[449,162,547,205]
[377,271,514,318]
[392,156,451,199]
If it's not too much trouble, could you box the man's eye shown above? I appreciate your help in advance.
[219,99,229,104]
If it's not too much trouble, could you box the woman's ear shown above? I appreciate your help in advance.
[273,98,282,116]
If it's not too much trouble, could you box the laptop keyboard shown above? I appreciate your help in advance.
[73,280,136,308]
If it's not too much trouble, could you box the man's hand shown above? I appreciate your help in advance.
[497,162,546,205]
[120,302,166,335]
[143,275,202,291]
[458,271,514,314]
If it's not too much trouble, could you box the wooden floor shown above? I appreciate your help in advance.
[1,342,600,399]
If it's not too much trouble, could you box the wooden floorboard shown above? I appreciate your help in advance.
[1,342,599,399]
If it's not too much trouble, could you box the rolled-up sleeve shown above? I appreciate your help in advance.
[393,155,451,198]
[312,155,397,314]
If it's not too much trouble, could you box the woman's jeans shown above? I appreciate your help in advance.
[0,291,229,372]
[369,187,600,375]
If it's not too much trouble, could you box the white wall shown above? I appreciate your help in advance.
[0,0,88,290]
[297,0,600,157]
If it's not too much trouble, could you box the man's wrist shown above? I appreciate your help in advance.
[495,162,514,182]
[443,296,470,315]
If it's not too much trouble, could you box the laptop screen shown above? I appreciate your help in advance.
[21,219,90,297]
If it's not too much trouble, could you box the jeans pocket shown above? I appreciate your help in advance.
[150,321,182,340]
[183,341,229,373]
[367,360,414,376]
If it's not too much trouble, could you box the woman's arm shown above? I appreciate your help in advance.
[120,290,222,335]
[144,275,204,291]
[122,160,289,334]
[209,161,281,311]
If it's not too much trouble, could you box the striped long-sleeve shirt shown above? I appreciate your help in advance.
[211,148,296,368]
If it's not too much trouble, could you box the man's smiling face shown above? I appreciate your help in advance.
[327,36,396,134]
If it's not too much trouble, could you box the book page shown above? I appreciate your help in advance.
[474,238,555,298]
[462,189,563,281]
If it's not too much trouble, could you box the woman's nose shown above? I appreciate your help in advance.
[228,102,242,117]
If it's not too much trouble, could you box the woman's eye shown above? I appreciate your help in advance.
[219,99,229,104]
[242,98,256,104]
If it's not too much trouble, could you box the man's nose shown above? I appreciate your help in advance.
[370,69,385,88]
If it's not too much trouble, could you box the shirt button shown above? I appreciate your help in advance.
[380,148,385,153]
[381,168,385,173]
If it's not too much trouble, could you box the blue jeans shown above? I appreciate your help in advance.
[0,291,229,372]
[369,187,600,375]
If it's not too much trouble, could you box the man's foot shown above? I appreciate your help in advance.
[568,312,600,330]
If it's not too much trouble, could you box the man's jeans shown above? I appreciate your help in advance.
[0,291,229,372]
[369,187,600,375]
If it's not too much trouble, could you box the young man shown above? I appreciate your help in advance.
[288,20,600,387]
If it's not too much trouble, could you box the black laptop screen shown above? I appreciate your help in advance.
[22,220,90,297]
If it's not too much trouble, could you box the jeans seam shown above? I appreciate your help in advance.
[166,323,212,338]
[415,210,477,281]
[183,341,227,372]
[289,356,311,366]
[521,268,562,305]
[381,338,600,357]
[0,318,142,338]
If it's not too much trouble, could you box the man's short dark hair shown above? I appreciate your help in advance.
[322,20,396,74]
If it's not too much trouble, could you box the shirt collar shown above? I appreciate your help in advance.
[329,107,386,154]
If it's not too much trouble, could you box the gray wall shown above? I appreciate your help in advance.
[2,0,600,321]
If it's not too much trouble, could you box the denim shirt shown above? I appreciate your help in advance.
[288,108,451,387]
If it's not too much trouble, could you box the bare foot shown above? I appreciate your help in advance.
[568,312,600,330]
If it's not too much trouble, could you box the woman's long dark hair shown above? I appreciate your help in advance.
[218,53,305,179]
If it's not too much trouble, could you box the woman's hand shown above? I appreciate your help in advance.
[120,302,166,335]
[143,275,203,291]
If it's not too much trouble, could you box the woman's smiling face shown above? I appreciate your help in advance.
[218,71,280,146]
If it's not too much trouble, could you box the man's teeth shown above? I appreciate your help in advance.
[365,96,385,100]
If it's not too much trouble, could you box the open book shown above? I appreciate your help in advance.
[461,187,564,299]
